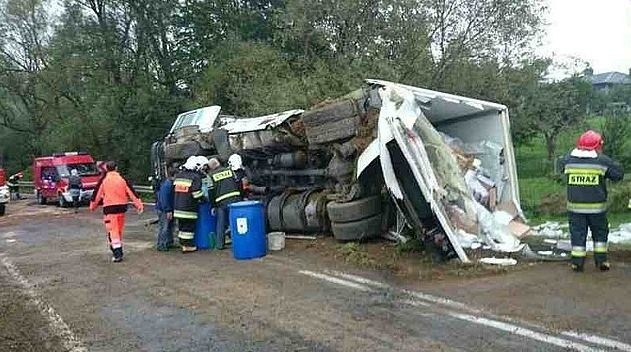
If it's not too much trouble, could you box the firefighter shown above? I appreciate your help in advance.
[155,168,175,251]
[207,157,242,250]
[89,161,144,263]
[559,130,624,272]
[173,156,205,253]
[7,172,23,200]
[228,153,267,199]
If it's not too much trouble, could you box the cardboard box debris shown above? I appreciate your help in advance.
[508,220,532,238]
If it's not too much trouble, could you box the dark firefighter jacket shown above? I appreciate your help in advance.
[173,169,204,219]
[210,167,241,207]
[559,149,624,214]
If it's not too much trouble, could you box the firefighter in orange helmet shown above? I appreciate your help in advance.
[89,161,144,262]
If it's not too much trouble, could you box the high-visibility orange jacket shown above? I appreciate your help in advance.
[90,171,143,214]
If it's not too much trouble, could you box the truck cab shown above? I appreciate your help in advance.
[33,152,101,207]
[0,168,8,216]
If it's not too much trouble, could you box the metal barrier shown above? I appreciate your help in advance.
[17,181,154,194]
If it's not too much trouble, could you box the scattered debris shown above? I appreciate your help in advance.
[479,257,517,266]
[284,235,317,240]
[521,244,569,261]
[532,222,569,238]
[609,223,631,244]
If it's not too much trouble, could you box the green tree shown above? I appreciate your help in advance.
[522,76,592,160]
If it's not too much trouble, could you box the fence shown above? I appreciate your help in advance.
[17,181,154,194]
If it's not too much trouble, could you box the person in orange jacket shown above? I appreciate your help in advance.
[89,161,144,262]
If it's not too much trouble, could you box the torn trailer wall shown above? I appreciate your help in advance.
[359,80,525,263]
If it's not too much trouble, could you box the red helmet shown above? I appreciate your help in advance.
[576,130,603,151]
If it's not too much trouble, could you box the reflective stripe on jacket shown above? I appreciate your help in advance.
[173,170,203,219]
[560,149,624,213]
[210,167,241,207]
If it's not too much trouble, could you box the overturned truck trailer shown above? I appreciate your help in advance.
[151,79,525,263]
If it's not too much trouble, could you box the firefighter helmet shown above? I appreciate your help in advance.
[228,154,242,171]
[195,156,209,171]
[183,156,198,170]
[577,130,603,151]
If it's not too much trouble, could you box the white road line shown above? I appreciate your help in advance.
[304,270,622,351]
[0,256,87,352]
[298,270,373,292]
[562,331,631,352]
[327,270,631,351]
[450,312,601,352]
[326,270,478,313]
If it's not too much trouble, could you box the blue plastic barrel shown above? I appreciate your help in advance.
[228,200,267,260]
[195,202,216,250]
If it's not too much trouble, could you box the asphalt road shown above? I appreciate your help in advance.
[1,199,630,351]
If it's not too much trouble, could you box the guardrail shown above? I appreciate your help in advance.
[17,181,154,194]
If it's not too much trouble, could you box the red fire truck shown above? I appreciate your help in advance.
[33,152,101,207]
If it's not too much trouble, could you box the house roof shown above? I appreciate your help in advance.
[590,71,631,85]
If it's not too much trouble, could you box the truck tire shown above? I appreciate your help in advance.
[331,214,382,241]
[0,204,5,216]
[37,192,46,205]
[326,196,382,223]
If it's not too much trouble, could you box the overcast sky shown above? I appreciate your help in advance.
[539,0,631,75]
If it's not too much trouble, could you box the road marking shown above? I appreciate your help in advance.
[450,312,600,352]
[326,270,478,313]
[0,255,87,352]
[303,270,627,351]
[298,270,373,292]
[327,270,631,350]
[562,331,631,352]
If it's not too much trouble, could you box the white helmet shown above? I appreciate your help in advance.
[183,156,198,170]
[195,156,209,171]
[228,154,242,171]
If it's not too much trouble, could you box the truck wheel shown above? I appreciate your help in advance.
[331,214,382,241]
[37,192,47,205]
[0,204,5,216]
[327,196,382,223]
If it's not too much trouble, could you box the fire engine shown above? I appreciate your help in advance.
[33,152,101,206]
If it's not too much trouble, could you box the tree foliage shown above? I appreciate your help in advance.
[0,0,549,181]
[520,76,592,160]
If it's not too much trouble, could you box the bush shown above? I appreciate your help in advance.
[607,182,631,213]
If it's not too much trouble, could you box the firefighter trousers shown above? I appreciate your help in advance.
[176,218,196,247]
[568,212,609,267]
[104,213,126,259]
